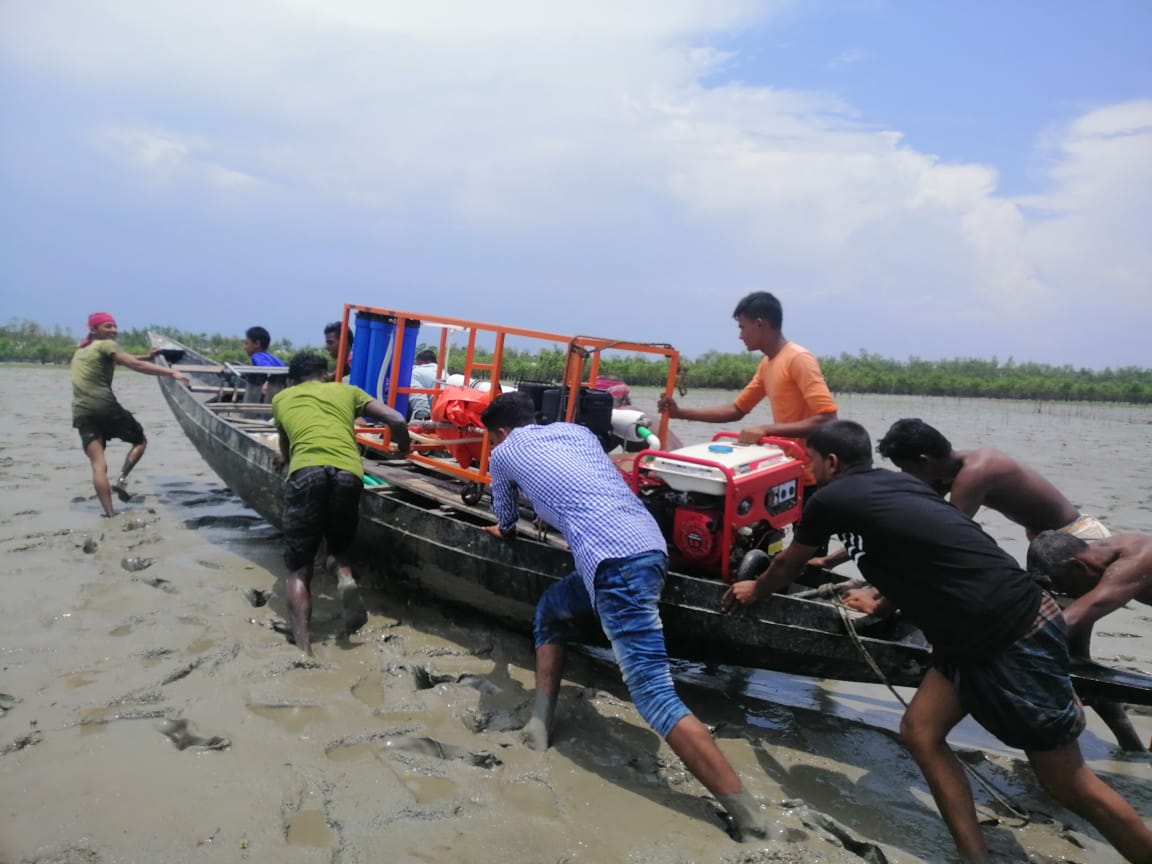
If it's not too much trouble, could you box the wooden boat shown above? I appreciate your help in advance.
[149,312,1152,720]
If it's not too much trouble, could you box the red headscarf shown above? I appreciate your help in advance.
[79,312,117,348]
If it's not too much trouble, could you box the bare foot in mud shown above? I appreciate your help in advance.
[522,716,550,751]
[339,580,368,635]
[111,483,133,503]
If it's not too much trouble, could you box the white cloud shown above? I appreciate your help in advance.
[0,1,1148,364]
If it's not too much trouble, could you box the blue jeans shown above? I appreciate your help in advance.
[534,551,690,738]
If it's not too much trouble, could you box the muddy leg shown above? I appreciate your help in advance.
[334,558,367,635]
[286,564,314,656]
[84,439,116,518]
[524,643,564,750]
[1090,700,1147,752]
[112,439,147,501]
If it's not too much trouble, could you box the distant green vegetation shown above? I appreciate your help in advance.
[4,318,1151,404]
[0,320,297,366]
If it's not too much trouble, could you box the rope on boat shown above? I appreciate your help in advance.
[832,600,1033,826]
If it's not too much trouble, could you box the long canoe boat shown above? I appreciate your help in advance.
[149,315,1152,729]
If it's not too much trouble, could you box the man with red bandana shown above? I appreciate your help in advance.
[71,313,190,517]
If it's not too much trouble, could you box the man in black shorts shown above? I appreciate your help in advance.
[272,352,409,655]
[71,312,190,517]
[725,420,1152,863]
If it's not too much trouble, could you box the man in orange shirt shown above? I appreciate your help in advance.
[657,291,837,496]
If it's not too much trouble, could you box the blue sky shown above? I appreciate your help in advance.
[1,1,1149,368]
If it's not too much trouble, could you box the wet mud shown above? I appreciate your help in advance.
[1,370,1149,863]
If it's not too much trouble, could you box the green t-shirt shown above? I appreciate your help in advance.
[272,380,373,477]
[71,339,123,419]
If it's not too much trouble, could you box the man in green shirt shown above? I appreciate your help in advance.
[71,312,190,517]
[272,352,410,655]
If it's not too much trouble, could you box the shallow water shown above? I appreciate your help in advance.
[0,368,1148,864]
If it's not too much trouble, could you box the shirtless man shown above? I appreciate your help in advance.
[814,417,1101,598]
[875,418,1109,539]
[829,418,1109,611]
[1027,532,1152,642]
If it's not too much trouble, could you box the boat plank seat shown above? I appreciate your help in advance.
[366,464,569,550]
[173,364,228,374]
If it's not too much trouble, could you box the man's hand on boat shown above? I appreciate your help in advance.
[482,524,515,539]
[722,579,761,611]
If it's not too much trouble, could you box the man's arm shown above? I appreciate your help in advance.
[362,400,411,453]
[112,352,190,386]
[274,429,291,472]
[1061,559,1147,638]
[484,461,520,538]
[656,396,746,424]
[723,540,816,609]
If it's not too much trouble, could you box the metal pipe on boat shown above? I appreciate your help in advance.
[611,408,660,449]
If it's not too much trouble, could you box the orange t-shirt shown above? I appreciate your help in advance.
[732,342,837,487]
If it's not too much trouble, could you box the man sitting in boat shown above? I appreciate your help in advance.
[407,348,438,421]
[271,351,410,656]
[71,312,191,517]
[725,420,1152,863]
[323,321,353,379]
[479,392,774,842]
[243,326,286,367]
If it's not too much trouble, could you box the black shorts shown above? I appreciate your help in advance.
[282,466,362,570]
[74,410,146,451]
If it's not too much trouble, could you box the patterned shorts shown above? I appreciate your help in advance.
[282,466,362,571]
[936,593,1085,751]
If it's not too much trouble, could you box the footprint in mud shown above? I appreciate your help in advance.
[382,736,501,768]
[0,693,19,716]
[133,575,177,594]
[244,588,270,608]
[121,556,155,572]
[1,730,43,756]
[157,718,231,751]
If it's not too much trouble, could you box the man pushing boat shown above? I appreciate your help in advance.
[480,391,775,842]
[71,312,191,517]
[725,420,1152,863]
[272,351,410,655]
[1028,531,1152,643]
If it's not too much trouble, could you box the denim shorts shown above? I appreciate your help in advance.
[534,550,690,738]
[282,466,362,570]
[935,594,1085,752]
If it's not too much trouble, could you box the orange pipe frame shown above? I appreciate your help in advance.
[343,304,681,488]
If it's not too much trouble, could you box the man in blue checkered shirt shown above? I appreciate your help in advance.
[480,392,771,841]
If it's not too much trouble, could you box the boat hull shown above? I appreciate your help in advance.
[153,338,1152,708]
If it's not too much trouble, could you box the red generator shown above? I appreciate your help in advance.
[627,434,805,582]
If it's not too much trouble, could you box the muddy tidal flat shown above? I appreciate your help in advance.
[1,368,1149,864]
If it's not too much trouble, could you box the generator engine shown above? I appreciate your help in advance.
[627,437,806,582]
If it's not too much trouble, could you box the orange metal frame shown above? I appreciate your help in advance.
[334,304,681,487]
